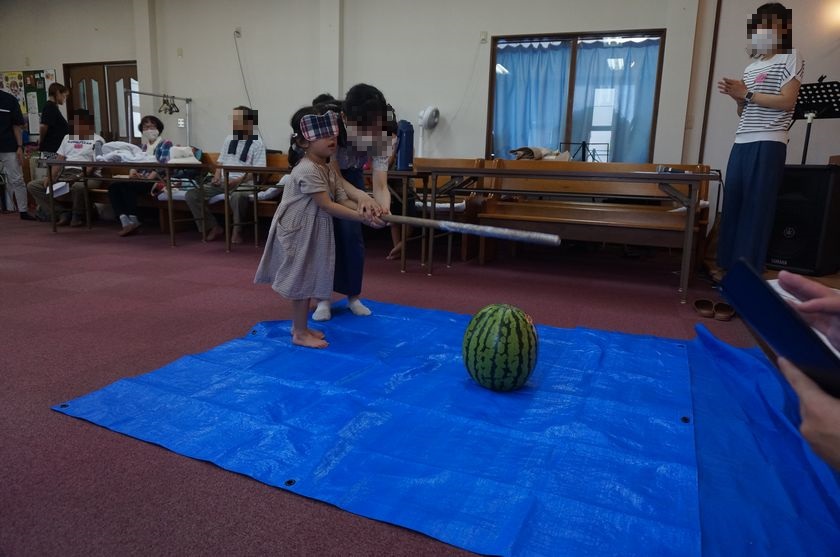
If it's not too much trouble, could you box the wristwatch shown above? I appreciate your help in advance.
[744,91,755,104]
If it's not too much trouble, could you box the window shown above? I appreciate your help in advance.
[487,31,665,163]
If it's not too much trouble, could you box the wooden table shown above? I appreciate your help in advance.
[45,159,209,246]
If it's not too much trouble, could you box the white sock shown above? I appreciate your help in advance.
[348,297,372,316]
[312,300,332,321]
[119,214,131,227]
[128,215,140,225]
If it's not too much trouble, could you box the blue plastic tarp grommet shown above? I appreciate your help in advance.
[284,479,296,486]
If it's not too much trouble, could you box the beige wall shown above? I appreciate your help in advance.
[151,0,320,153]
[0,0,136,77]
[1,0,837,171]
[342,0,699,162]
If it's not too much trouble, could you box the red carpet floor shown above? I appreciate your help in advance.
[0,213,755,556]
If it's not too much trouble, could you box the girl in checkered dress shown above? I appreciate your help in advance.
[255,107,377,348]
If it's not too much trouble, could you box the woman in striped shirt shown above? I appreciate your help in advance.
[716,2,804,274]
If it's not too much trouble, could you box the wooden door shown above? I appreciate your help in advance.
[65,64,109,139]
[106,64,138,143]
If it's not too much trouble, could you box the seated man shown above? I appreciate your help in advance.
[26,109,103,226]
[184,105,266,243]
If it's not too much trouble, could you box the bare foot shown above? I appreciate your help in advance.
[386,241,403,260]
[290,328,326,340]
[292,329,328,348]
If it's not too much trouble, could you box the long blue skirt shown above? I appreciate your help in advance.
[334,167,365,297]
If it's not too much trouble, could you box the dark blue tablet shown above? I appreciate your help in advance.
[721,258,840,398]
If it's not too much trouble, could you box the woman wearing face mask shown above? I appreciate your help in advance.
[716,3,804,276]
[108,115,172,236]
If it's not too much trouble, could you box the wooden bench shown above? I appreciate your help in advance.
[421,159,714,300]
[476,160,710,269]
[204,152,289,221]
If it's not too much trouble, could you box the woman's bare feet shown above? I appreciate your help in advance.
[292,329,328,348]
[386,241,403,260]
[307,328,325,339]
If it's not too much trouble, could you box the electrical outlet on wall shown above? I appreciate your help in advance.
[480,31,488,44]
[177,118,185,128]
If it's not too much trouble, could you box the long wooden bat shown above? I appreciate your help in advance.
[381,214,561,246]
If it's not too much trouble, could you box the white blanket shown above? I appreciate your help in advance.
[415,200,467,213]
[96,141,157,163]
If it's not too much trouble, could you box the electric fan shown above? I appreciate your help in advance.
[417,105,440,157]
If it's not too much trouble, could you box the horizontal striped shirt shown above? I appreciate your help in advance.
[735,49,805,144]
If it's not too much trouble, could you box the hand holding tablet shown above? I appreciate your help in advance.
[721,259,840,398]
[722,260,840,470]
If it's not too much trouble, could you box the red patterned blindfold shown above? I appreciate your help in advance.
[300,111,340,142]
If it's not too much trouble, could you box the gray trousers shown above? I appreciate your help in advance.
[0,151,27,212]
[27,170,101,218]
[184,184,251,232]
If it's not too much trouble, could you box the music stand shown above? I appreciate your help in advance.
[792,80,840,164]
[559,141,610,162]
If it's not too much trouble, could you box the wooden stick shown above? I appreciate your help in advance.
[381,214,561,246]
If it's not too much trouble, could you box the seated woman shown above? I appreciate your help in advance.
[108,115,172,236]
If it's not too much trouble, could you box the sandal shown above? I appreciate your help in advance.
[714,302,735,321]
[693,299,715,318]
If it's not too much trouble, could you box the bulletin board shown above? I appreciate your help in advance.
[0,69,57,137]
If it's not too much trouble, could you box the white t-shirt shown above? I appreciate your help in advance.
[57,134,106,175]
[735,50,805,144]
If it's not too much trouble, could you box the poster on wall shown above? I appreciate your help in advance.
[23,70,47,133]
[0,71,27,114]
[1,69,56,138]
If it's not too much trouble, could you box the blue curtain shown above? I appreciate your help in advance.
[493,42,571,159]
[570,39,660,162]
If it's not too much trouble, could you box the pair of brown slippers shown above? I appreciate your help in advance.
[693,299,735,321]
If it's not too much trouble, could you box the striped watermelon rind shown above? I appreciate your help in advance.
[462,304,538,392]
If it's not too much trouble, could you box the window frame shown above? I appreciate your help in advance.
[485,29,667,162]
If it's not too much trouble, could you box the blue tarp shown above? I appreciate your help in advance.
[53,301,840,556]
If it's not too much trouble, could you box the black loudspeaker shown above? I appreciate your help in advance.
[767,165,840,275]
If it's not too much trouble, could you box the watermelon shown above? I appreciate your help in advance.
[462,304,538,392]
